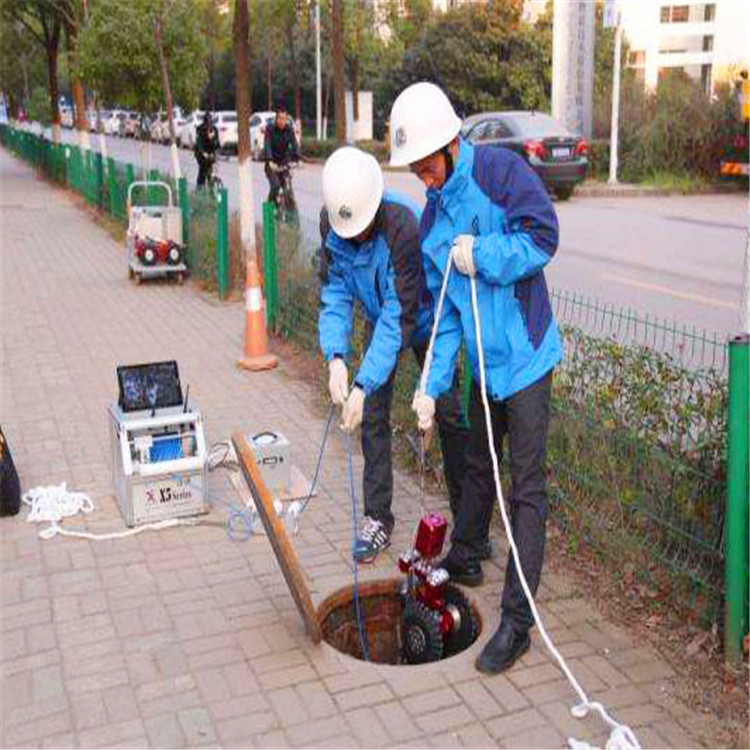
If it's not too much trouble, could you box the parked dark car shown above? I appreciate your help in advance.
[461,111,589,199]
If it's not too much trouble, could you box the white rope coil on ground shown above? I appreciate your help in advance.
[23,482,200,541]
[420,255,641,750]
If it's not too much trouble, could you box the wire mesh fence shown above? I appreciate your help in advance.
[268,208,730,624]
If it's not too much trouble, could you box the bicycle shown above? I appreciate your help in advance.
[198,153,224,197]
[268,161,298,226]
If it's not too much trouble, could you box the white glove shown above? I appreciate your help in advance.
[341,387,365,433]
[451,235,476,277]
[411,391,436,432]
[328,358,348,406]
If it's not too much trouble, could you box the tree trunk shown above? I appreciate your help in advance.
[65,22,90,150]
[21,52,30,104]
[331,0,346,144]
[323,73,331,140]
[154,15,181,179]
[45,18,62,144]
[351,57,359,122]
[234,0,257,261]
[286,17,302,125]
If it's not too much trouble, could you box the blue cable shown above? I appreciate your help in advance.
[346,431,370,662]
[299,405,336,514]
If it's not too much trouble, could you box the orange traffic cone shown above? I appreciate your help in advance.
[238,254,278,372]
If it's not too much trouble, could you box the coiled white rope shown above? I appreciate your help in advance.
[419,255,641,750]
[23,482,200,541]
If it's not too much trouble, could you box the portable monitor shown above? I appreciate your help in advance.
[117,360,183,413]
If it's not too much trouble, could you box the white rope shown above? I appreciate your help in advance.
[419,255,641,750]
[23,483,94,522]
[23,482,202,541]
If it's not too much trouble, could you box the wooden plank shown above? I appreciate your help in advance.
[232,432,323,644]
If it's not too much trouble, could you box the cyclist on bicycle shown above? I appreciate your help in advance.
[262,103,299,204]
[194,111,219,188]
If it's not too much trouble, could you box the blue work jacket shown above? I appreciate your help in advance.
[421,138,562,401]
[318,190,432,395]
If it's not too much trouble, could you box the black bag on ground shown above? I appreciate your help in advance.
[0,426,21,516]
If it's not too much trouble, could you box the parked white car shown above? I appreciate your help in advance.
[150,112,168,143]
[249,110,275,159]
[103,110,123,136]
[214,110,238,152]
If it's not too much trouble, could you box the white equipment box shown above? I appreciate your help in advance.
[109,403,208,526]
[249,432,291,494]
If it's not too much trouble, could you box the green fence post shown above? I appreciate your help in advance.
[107,157,117,217]
[216,187,229,300]
[262,202,278,330]
[725,333,749,663]
[125,163,135,215]
[94,152,104,209]
[178,177,190,250]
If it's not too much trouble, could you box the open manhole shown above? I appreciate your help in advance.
[232,434,481,664]
[318,578,482,664]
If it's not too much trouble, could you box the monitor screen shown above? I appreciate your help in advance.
[117,361,183,412]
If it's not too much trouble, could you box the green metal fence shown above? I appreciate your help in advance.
[262,206,740,628]
[0,125,228,293]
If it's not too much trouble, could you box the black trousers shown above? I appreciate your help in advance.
[265,163,282,203]
[452,371,553,632]
[196,157,211,187]
[361,341,468,533]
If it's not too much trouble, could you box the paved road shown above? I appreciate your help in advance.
[60,130,748,339]
[2,147,739,750]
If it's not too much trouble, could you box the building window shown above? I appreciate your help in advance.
[660,6,670,22]
[671,5,689,22]
[702,35,714,51]
[704,3,716,21]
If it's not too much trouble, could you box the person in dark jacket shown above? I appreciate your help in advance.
[194,111,219,188]
[318,146,468,563]
[263,104,299,204]
[390,82,562,674]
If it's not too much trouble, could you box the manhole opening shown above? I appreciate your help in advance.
[318,578,482,664]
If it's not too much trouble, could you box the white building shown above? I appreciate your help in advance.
[620,1,749,93]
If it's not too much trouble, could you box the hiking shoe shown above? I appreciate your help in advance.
[438,547,484,587]
[353,517,391,564]
[475,620,531,674]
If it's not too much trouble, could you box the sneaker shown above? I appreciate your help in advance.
[353,517,391,564]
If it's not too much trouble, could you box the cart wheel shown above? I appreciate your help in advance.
[443,585,479,656]
[177,272,184,285]
[135,273,142,285]
[402,598,444,664]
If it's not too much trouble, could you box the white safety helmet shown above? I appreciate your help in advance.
[389,82,462,167]
[322,146,384,239]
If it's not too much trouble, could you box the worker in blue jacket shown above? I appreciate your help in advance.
[318,146,468,563]
[389,83,562,674]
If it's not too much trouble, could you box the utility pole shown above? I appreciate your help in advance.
[315,1,322,140]
[608,12,623,185]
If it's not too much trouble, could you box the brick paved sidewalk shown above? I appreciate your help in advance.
[0,150,725,749]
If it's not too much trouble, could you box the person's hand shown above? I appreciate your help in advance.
[411,391,435,432]
[341,387,365,433]
[328,358,348,406]
[451,235,476,277]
